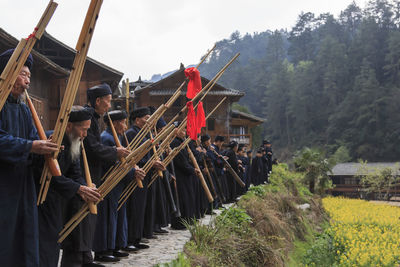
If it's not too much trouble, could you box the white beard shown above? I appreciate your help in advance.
[67,133,81,162]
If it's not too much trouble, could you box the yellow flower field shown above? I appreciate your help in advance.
[323,197,400,267]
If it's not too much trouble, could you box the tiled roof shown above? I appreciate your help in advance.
[231,110,265,122]
[149,89,244,96]
[330,162,400,176]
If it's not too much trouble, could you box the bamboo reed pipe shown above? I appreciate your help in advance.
[81,142,97,214]
[0,0,57,110]
[39,0,103,204]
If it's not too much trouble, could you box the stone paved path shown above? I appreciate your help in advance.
[100,205,231,267]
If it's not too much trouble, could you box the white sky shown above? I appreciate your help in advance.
[1,0,364,81]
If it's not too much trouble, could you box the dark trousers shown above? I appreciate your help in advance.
[60,250,93,267]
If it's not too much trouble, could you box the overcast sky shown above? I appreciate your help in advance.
[1,0,364,81]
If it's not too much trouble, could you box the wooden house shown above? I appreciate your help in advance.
[120,64,264,148]
[328,162,400,198]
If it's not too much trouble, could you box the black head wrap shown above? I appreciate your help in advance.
[130,107,150,121]
[87,83,112,107]
[263,139,271,145]
[0,49,33,73]
[214,135,225,142]
[104,110,127,124]
[228,140,238,149]
[201,134,210,143]
[69,108,91,122]
[156,117,167,129]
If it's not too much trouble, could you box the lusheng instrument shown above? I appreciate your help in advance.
[107,112,143,188]
[202,157,218,199]
[187,144,213,202]
[25,89,61,177]
[211,148,246,188]
[0,0,57,111]
[38,0,104,205]
[80,142,97,214]
[58,52,238,242]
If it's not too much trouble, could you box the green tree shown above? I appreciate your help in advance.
[293,147,333,194]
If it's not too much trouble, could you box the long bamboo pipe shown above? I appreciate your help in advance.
[80,142,97,214]
[38,0,103,204]
[25,89,61,178]
[0,0,58,110]
[187,144,213,203]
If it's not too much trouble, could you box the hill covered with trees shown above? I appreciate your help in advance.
[198,0,400,162]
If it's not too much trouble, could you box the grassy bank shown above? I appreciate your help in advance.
[169,164,327,267]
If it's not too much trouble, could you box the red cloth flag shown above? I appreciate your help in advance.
[184,67,202,99]
[186,101,197,140]
[196,101,206,134]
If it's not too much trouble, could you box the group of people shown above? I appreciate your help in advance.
[0,49,274,267]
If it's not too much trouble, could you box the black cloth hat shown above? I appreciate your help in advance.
[214,135,225,142]
[0,49,33,73]
[201,134,210,143]
[156,117,167,129]
[69,108,91,122]
[263,140,271,145]
[87,83,112,106]
[104,110,127,124]
[228,140,238,149]
[130,107,150,121]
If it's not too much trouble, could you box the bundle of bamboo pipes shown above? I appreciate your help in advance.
[38,0,104,205]
[115,53,241,208]
[58,124,174,243]
[59,50,240,242]
[0,0,57,111]
[119,96,228,209]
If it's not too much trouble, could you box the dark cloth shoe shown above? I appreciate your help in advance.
[133,243,150,249]
[154,229,169,234]
[171,223,187,230]
[113,250,129,258]
[83,263,106,267]
[94,255,120,263]
[122,245,139,252]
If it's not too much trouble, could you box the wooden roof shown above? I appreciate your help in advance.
[0,28,69,77]
[134,66,245,101]
[330,162,400,176]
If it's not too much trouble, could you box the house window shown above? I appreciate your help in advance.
[207,118,215,131]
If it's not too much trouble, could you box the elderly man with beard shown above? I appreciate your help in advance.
[34,106,102,267]
[93,110,146,262]
[61,84,129,267]
[0,49,59,267]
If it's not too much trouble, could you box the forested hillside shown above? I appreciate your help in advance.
[198,0,400,162]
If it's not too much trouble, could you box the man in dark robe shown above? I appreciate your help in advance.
[201,134,223,209]
[170,122,201,230]
[250,148,265,186]
[263,140,273,176]
[237,144,248,194]
[125,107,164,249]
[224,141,240,202]
[211,135,229,203]
[61,83,129,266]
[0,49,59,267]
[152,116,170,235]
[93,110,145,262]
[35,106,102,267]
